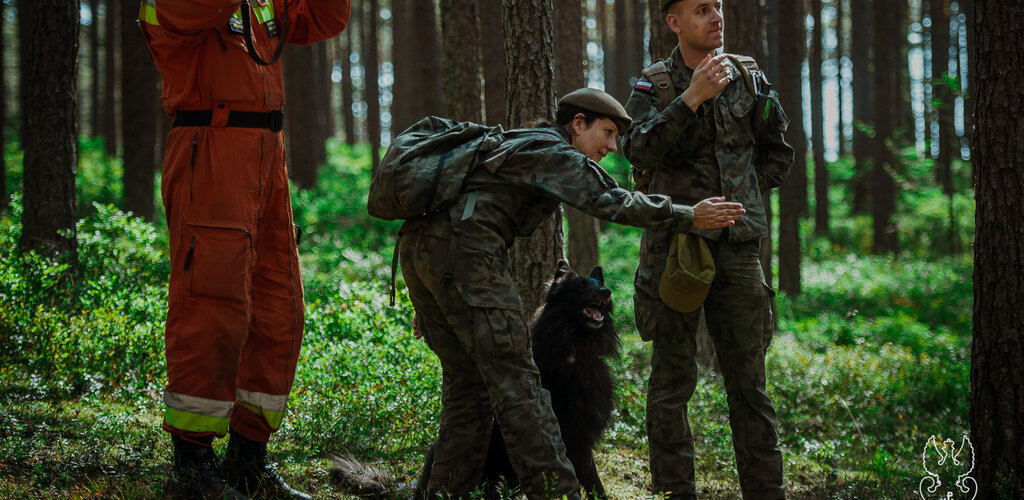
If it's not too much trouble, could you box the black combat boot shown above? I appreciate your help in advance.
[221,430,312,500]
[170,435,249,499]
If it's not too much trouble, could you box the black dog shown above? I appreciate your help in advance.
[416,260,618,499]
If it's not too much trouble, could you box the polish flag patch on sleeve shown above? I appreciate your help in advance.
[634,79,654,93]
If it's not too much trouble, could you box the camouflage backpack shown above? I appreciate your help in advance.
[631,53,776,193]
[368,116,504,220]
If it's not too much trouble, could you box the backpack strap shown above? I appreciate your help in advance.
[641,60,677,109]
[724,54,760,98]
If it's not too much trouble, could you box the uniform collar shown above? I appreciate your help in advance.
[669,46,694,89]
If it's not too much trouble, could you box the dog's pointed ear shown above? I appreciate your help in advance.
[589,266,604,284]
[554,259,574,280]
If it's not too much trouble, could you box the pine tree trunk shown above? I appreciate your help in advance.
[724,0,766,58]
[441,0,483,123]
[896,1,914,142]
[392,0,442,133]
[504,0,563,317]
[315,41,332,155]
[341,24,355,145]
[103,0,118,157]
[89,0,101,138]
[365,0,381,168]
[17,0,80,263]
[850,0,872,215]
[120,0,158,220]
[609,0,626,102]
[0,0,7,213]
[555,0,599,275]
[647,2,676,63]
[836,0,847,157]
[871,0,899,256]
[930,0,956,253]
[284,45,323,190]
[811,0,828,236]
[961,0,975,180]
[777,0,805,296]
[480,0,506,126]
[971,3,1024,496]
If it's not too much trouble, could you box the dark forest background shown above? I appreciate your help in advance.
[1,0,1021,498]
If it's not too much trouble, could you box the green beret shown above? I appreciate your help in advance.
[661,0,683,12]
[557,87,632,135]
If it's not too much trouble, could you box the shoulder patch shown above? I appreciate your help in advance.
[634,79,654,93]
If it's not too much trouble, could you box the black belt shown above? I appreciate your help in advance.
[173,110,284,132]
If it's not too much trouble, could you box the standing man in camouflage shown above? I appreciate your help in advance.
[620,1,793,498]
[402,88,745,500]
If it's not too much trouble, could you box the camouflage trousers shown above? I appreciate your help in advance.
[399,231,580,500]
[634,238,785,499]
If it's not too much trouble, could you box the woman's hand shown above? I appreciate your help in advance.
[692,196,745,229]
[681,53,733,111]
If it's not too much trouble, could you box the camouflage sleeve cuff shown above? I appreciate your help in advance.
[665,95,701,124]
[671,204,695,234]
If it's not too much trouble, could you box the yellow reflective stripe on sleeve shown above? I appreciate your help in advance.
[236,389,289,430]
[231,1,276,25]
[165,407,231,435]
[139,0,158,25]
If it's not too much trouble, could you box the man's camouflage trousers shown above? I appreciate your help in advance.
[399,230,580,499]
[634,235,786,499]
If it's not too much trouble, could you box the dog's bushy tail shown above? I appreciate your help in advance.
[329,454,394,498]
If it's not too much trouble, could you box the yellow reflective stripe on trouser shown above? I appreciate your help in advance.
[164,390,233,434]
[232,1,276,25]
[236,389,289,430]
[139,0,158,25]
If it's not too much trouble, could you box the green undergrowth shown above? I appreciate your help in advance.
[0,141,971,498]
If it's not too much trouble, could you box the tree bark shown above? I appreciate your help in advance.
[836,0,847,157]
[103,0,118,157]
[480,0,506,126]
[365,0,381,168]
[961,0,975,180]
[930,0,957,253]
[441,0,483,123]
[647,1,676,63]
[724,0,767,59]
[17,0,80,263]
[1,0,7,213]
[777,0,805,296]
[315,41,332,153]
[89,0,101,138]
[971,3,1024,497]
[810,0,828,236]
[341,23,355,145]
[896,1,915,142]
[609,0,626,102]
[850,0,872,215]
[871,0,899,256]
[284,44,324,190]
[392,0,442,133]
[120,0,158,220]
[554,0,599,275]
[504,0,563,316]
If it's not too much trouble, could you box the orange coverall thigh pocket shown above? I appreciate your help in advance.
[185,219,253,304]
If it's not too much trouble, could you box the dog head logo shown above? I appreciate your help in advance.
[917,435,977,500]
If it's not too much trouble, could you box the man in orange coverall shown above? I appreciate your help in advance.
[139,1,349,498]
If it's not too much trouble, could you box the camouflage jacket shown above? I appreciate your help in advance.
[620,47,794,243]
[404,126,696,284]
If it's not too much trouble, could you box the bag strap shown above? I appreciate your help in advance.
[641,60,677,109]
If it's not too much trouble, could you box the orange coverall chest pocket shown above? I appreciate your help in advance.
[184,220,254,304]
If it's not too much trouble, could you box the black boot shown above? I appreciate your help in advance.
[170,435,249,499]
[221,430,311,500]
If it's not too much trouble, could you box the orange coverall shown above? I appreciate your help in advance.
[139,0,350,443]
